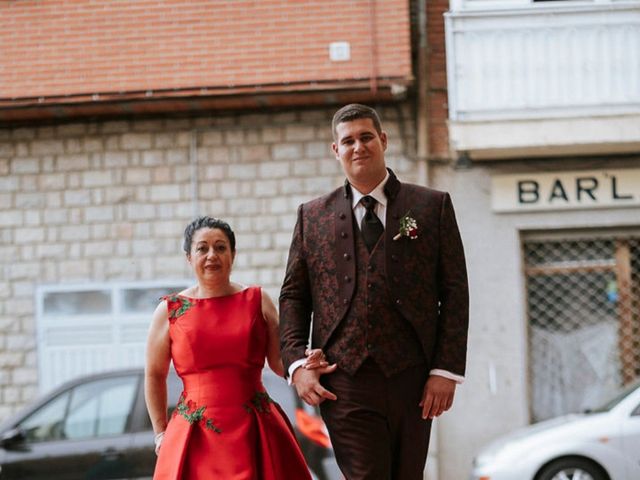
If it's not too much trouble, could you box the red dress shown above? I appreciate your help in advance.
[153,286,312,480]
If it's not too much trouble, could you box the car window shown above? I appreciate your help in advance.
[139,372,182,431]
[589,381,640,413]
[18,391,70,443]
[167,372,182,416]
[64,376,138,440]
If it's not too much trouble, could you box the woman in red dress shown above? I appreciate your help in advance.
[145,216,326,479]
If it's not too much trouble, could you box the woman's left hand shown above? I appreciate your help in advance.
[303,348,329,370]
[154,431,165,455]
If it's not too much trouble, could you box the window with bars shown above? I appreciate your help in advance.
[523,233,640,422]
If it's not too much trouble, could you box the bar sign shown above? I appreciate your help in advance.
[491,169,640,212]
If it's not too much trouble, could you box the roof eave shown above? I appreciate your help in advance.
[0,78,414,127]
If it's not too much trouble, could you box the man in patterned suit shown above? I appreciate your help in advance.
[280,104,468,480]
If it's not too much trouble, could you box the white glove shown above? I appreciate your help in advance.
[154,431,165,455]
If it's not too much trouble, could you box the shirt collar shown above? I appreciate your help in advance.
[350,171,390,210]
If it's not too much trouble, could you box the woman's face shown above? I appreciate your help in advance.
[187,228,235,284]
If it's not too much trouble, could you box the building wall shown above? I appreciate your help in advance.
[431,162,532,480]
[429,0,640,476]
[430,158,640,480]
[0,0,412,99]
[0,104,418,419]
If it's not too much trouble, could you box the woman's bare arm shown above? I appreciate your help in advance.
[144,301,171,434]
[262,289,285,377]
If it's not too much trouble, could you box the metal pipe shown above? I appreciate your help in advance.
[189,130,199,217]
[417,0,430,187]
[368,0,379,94]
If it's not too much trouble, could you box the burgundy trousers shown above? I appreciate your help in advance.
[320,359,432,480]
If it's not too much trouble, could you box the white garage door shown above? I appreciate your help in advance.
[36,281,189,393]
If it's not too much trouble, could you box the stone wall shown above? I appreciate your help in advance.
[0,104,418,419]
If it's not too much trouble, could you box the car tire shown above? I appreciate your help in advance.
[536,458,609,480]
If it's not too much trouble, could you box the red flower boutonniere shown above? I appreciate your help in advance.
[393,212,418,241]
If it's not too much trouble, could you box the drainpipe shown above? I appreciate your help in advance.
[190,130,200,217]
[368,0,378,94]
[416,0,430,187]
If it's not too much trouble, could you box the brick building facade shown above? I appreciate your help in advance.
[0,0,415,123]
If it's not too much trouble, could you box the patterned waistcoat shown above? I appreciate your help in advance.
[325,224,425,377]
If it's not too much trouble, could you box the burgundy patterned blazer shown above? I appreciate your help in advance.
[279,169,469,377]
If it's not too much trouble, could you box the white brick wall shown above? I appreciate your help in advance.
[0,104,419,419]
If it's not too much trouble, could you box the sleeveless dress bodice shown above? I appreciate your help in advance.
[152,286,311,480]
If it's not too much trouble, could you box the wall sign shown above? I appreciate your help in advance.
[492,169,640,212]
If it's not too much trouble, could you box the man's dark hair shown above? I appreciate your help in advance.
[183,216,236,254]
[331,103,383,139]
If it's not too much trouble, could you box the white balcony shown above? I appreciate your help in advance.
[444,1,640,159]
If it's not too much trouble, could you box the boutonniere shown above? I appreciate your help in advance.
[393,211,418,241]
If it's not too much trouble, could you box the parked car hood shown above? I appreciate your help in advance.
[476,412,614,464]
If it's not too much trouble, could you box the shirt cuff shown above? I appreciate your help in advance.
[287,358,307,385]
[430,369,465,384]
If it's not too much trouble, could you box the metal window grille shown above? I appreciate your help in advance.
[524,234,640,422]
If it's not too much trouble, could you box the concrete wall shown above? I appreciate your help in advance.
[430,157,640,480]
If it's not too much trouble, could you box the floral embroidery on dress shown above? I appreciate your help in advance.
[165,295,194,321]
[174,394,222,433]
[243,391,274,414]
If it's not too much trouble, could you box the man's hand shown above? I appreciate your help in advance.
[292,363,337,406]
[419,375,456,419]
[303,348,329,370]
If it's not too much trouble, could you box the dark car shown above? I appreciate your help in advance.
[0,368,341,480]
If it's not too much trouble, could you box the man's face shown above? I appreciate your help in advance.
[332,118,388,191]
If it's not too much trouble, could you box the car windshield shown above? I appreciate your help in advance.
[588,381,640,413]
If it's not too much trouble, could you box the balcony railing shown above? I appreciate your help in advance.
[445,2,640,122]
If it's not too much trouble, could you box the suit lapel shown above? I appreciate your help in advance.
[384,170,408,285]
[384,169,405,245]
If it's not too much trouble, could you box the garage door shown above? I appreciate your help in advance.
[36,281,189,393]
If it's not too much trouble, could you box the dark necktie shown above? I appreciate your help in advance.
[360,195,384,252]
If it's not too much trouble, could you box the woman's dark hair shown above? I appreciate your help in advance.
[183,216,236,254]
[331,103,383,140]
